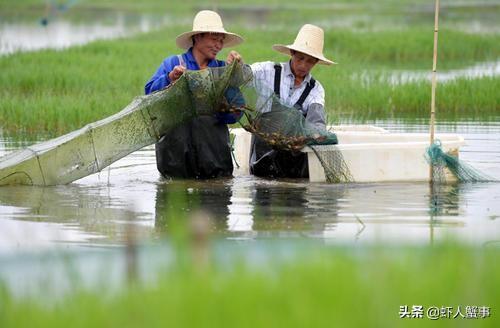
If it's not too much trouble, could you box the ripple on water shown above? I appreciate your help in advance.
[1,121,500,248]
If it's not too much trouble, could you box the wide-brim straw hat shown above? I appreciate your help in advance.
[272,24,335,65]
[175,10,244,50]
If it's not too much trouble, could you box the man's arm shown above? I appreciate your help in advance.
[144,56,181,94]
[306,103,327,130]
[305,82,327,130]
[249,61,273,90]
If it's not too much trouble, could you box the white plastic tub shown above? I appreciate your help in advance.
[231,126,465,183]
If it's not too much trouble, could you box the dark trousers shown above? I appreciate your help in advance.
[249,136,309,179]
[155,116,233,179]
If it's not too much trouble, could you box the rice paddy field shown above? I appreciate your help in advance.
[0,0,499,136]
[0,0,499,326]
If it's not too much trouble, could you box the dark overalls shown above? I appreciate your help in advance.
[250,64,316,178]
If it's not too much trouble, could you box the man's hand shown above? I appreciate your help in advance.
[168,65,186,82]
[226,50,243,65]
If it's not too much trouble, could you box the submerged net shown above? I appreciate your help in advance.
[426,140,496,183]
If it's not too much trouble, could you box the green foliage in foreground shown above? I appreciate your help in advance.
[0,245,498,327]
[0,26,499,137]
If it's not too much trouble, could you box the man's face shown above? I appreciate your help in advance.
[290,51,318,79]
[193,33,225,60]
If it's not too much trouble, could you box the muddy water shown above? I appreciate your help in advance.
[1,121,499,252]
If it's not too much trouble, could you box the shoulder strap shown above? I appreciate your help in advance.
[295,77,316,109]
[273,63,282,98]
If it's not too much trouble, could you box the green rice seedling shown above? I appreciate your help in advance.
[1,19,498,137]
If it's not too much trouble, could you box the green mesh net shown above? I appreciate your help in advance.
[309,145,354,183]
[6,61,494,186]
[237,72,353,182]
[0,63,251,186]
[426,140,496,183]
[239,79,338,149]
[0,62,355,185]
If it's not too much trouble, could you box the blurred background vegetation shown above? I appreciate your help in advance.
[0,0,498,136]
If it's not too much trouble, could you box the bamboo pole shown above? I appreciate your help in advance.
[429,0,440,181]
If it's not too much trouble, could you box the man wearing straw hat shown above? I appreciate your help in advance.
[249,24,334,178]
[145,10,244,179]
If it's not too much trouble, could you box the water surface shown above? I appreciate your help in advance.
[0,11,171,55]
[2,2,499,56]
[1,121,499,253]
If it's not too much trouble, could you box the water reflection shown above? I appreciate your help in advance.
[0,183,153,252]
[429,182,461,244]
[1,172,499,249]
[154,179,232,233]
[252,183,308,231]
[1,122,500,249]
[148,176,499,245]
[429,183,461,217]
[152,178,347,238]
[249,181,347,238]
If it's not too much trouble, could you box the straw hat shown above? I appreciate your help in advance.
[272,24,335,65]
[175,10,244,49]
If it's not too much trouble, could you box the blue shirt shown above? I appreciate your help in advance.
[144,48,242,124]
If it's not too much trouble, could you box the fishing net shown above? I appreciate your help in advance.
[426,140,495,183]
[237,73,353,182]
[239,80,337,149]
[309,146,354,183]
[9,60,495,186]
[0,63,251,186]
[1,61,351,186]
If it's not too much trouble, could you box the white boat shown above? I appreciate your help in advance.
[231,125,465,183]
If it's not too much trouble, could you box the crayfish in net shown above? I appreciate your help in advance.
[242,119,327,152]
[216,97,255,114]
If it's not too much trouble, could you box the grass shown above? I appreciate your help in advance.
[0,244,498,327]
[327,75,500,122]
[0,30,178,136]
[0,0,498,137]
[1,25,498,137]
[2,0,499,27]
